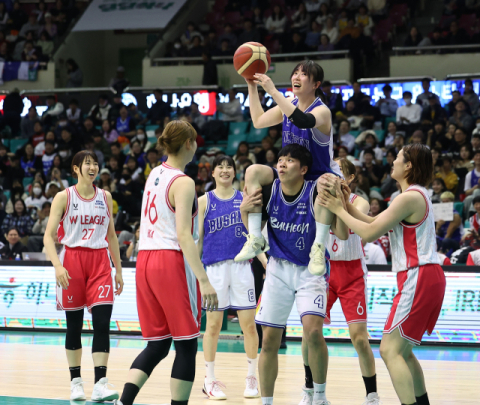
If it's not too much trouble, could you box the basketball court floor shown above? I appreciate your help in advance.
[0,327,478,405]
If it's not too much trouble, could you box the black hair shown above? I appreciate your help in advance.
[403,91,412,98]
[363,147,375,157]
[290,60,326,102]
[278,144,312,173]
[383,84,392,92]
[69,98,79,105]
[71,150,99,179]
[45,140,55,146]
[42,201,52,209]
[473,196,480,205]
[46,95,56,101]
[13,198,27,217]
[211,154,237,189]
[7,227,21,236]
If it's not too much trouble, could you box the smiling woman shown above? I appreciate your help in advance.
[43,150,124,402]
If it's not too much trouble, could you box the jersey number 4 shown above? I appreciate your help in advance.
[145,191,158,224]
[296,237,305,250]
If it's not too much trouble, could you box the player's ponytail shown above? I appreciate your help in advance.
[290,60,326,103]
[157,120,197,155]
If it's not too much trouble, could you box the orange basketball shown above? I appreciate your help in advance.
[233,42,271,80]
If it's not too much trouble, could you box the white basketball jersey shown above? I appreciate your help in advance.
[328,194,365,261]
[58,186,110,249]
[389,185,440,273]
[139,162,198,251]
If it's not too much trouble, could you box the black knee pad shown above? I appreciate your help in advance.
[91,305,112,353]
[171,338,198,382]
[131,339,172,377]
[65,309,84,350]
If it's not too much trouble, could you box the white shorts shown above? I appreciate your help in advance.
[204,259,256,311]
[255,257,328,328]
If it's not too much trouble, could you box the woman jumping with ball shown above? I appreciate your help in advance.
[235,60,342,277]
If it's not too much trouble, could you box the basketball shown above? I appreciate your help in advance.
[233,42,271,80]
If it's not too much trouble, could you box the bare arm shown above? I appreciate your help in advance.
[44,191,70,288]
[196,195,207,258]
[318,190,422,242]
[171,176,218,311]
[105,191,123,295]
[246,81,284,128]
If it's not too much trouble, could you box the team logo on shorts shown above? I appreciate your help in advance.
[155,177,159,185]
[68,295,73,303]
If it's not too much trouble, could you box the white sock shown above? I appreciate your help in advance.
[261,396,273,405]
[314,222,330,246]
[247,357,257,377]
[205,361,215,382]
[313,382,327,402]
[248,213,263,238]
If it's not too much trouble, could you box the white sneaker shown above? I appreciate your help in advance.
[91,377,119,402]
[70,377,86,401]
[234,233,269,262]
[244,375,260,398]
[312,400,331,405]
[308,243,327,276]
[299,386,314,405]
[362,392,382,405]
[112,401,123,405]
[203,379,227,400]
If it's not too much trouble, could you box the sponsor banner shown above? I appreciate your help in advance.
[73,0,188,32]
[1,264,480,344]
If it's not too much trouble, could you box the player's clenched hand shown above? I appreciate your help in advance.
[253,73,276,94]
[199,280,218,312]
[240,186,263,213]
[115,272,124,295]
[55,265,71,290]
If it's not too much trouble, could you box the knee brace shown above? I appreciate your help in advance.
[131,339,172,377]
[91,305,112,353]
[171,338,198,382]
[65,309,84,350]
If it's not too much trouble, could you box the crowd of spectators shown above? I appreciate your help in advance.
[3,75,480,264]
[0,0,82,63]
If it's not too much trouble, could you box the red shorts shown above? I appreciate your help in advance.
[384,264,446,345]
[57,247,114,311]
[326,259,367,324]
[136,250,201,341]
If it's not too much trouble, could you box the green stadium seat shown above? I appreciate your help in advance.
[95,126,102,131]
[2,139,10,148]
[226,134,247,156]
[3,190,10,201]
[228,122,249,137]
[454,201,463,218]
[465,219,471,228]
[247,127,268,144]
[374,130,385,143]
[22,177,33,188]
[146,125,159,132]
[147,136,157,145]
[385,116,396,127]
[9,138,28,153]
[350,130,361,138]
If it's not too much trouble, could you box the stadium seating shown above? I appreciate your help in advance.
[226,133,247,156]
[228,122,249,137]
[247,127,269,143]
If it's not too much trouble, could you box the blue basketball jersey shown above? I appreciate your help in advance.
[202,189,248,266]
[266,179,319,266]
[282,97,342,180]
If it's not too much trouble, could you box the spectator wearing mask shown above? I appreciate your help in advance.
[144,89,171,126]
[89,95,111,126]
[449,100,474,135]
[66,58,83,88]
[20,107,39,139]
[462,79,480,116]
[436,191,463,255]
[66,99,82,126]
[376,84,398,118]
[0,228,28,260]
[1,199,35,239]
[416,78,440,108]
[217,89,243,122]
[26,201,51,252]
[41,95,64,129]
[361,238,387,264]
[42,140,57,175]
[396,91,422,134]
[57,145,73,173]
[436,155,459,193]
[109,66,130,93]
[337,120,356,153]
[24,180,48,212]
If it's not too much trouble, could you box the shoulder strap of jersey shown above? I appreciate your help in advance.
[102,188,111,218]
[60,187,71,222]
[204,191,212,217]
[265,179,279,213]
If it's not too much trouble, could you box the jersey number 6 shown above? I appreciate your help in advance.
[145,191,158,224]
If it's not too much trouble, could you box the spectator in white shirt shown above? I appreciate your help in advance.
[338,119,356,152]
[265,6,287,35]
[376,84,398,117]
[321,17,339,44]
[362,238,387,264]
[291,3,310,33]
[396,91,422,135]
[66,99,82,126]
